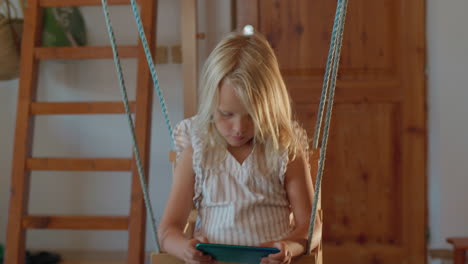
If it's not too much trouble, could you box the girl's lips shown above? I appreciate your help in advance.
[232,136,244,141]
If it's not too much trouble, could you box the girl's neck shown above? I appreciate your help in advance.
[227,139,254,164]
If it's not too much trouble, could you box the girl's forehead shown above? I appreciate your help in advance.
[218,81,248,113]
[219,80,237,97]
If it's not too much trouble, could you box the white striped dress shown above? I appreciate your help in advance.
[174,117,295,246]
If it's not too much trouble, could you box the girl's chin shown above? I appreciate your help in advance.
[226,137,252,147]
[227,141,244,147]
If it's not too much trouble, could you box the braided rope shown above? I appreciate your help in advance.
[128,0,175,148]
[307,0,349,253]
[100,0,160,252]
[312,0,344,149]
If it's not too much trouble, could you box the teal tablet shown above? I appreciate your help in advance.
[195,243,280,264]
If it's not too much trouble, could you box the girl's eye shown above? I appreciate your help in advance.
[220,111,232,117]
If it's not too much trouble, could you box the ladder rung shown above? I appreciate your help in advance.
[26,158,132,171]
[31,101,136,115]
[35,46,138,60]
[23,215,128,230]
[39,0,138,7]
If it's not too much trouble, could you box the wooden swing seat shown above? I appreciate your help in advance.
[151,151,323,264]
[151,252,318,264]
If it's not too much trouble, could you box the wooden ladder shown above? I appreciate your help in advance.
[5,0,157,263]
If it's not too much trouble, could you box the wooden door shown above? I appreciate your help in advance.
[236,1,426,264]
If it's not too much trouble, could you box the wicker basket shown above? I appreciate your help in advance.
[0,0,23,81]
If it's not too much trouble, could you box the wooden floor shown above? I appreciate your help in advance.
[428,249,453,264]
[53,250,134,264]
[61,260,125,264]
[59,249,453,264]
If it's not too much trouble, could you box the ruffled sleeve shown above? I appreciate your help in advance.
[174,119,192,162]
[174,117,203,207]
[294,122,311,162]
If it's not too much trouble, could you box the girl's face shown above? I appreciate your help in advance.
[213,81,255,148]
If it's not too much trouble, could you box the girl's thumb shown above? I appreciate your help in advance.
[197,236,209,243]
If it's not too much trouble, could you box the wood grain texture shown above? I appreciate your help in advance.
[181,0,198,117]
[5,1,43,263]
[30,101,136,115]
[236,0,426,263]
[23,215,129,230]
[39,0,139,7]
[25,158,132,171]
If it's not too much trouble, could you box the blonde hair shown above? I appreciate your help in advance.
[196,32,305,166]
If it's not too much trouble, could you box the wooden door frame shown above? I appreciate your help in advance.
[400,1,427,263]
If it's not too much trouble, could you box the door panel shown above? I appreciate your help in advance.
[297,104,402,243]
[236,0,426,263]
[260,0,398,80]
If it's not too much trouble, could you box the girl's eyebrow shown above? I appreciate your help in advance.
[218,107,231,112]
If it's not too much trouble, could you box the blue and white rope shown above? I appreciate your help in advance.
[307,0,349,253]
[312,0,347,149]
[128,0,175,148]
[100,0,160,252]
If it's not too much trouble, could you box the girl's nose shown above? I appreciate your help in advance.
[233,116,248,134]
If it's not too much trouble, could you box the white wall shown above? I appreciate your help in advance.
[427,0,468,256]
[0,0,232,252]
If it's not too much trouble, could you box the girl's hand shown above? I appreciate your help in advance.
[181,237,214,264]
[259,241,293,264]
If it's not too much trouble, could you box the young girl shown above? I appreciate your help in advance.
[158,31,322,264]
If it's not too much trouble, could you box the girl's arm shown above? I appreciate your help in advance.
[282,149,322,256]
[158,146,212,264]
[261,150,322,263]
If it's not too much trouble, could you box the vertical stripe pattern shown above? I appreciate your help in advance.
[174,117,294,246]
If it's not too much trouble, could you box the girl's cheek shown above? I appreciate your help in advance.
[215,120,229,134]
[221,122,231,133]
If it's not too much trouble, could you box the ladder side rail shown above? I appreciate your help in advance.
[5,1,44,264]
[127,0,158,262]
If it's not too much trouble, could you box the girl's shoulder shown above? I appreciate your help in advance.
[174,116,202,137]
[174,116,201,155]
[291,120,309,148]
[175,116,196,130]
